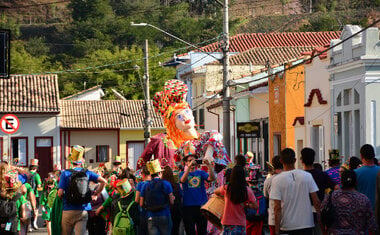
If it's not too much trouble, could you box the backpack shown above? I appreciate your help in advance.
[28,173,37,192]
[65,169,92,205]
[113,200,135,235]
[245,189,267,221]
[144,179,168,212]
[0,193,21,233]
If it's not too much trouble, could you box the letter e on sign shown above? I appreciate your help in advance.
[0,114,20,134]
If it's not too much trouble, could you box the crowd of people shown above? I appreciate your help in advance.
[2,143,380,235]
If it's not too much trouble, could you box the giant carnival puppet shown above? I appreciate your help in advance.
[136,79,230,170]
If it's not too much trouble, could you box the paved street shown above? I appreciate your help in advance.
[29,211,47,235]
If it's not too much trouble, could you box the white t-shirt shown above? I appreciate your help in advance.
[270,169,318,231]
[263,173,281,226]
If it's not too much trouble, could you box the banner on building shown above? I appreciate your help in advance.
[237,122,261,138]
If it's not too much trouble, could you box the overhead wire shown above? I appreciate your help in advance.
[11,35,221,76]
[228,18,380,87]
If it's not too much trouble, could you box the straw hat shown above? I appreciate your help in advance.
[114,156,122,165]
[68,145,85,163]
[146,159,162,175]
[116,178,133,198]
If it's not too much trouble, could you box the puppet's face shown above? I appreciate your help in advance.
[174,108,195,132]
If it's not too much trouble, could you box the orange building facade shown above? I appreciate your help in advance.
[268,61,305,160]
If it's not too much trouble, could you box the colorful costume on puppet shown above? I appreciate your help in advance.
[136,80,230,169]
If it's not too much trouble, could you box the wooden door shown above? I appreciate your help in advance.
[35,137,53,180]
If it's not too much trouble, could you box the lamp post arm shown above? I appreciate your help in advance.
[131,22,220,61]
[146,24,197,50]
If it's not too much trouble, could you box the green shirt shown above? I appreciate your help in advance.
[24,183,34,197]
[30,172,42,197]
[16,195,27,231]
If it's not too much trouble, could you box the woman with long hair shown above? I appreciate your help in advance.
[215,166,258,234]
[161,165,183,235]
[0,162,28,235]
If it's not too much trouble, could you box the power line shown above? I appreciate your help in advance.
[12,36,220,76]
[229,18,380,87]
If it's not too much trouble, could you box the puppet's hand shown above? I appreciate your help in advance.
[204,145,215,163]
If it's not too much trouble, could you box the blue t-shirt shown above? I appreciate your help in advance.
[136,180,150,193]
[140,178,172,217]
[136,180,150,215]
[180,170,209,206]
[355,165,380,209]
[58,167,99,211]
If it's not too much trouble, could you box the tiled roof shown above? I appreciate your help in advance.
[229,46,315,65]
[120,100,164,129]
[198,31,341,53]
[303,46,329,64]
[60,100,164,129]
[0,74,60,113]
[60,100,121,129]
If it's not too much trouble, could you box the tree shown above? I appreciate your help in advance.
[25,37,50,57]
[69,0,113,22]
[10,41,60,74]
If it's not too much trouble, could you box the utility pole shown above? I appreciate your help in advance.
[222,0,231,157]
[143,39,151,145]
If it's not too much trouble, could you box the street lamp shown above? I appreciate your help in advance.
[131,22,203,51]
[131,17,231,156]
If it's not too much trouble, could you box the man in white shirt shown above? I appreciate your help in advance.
[270,148,320,235]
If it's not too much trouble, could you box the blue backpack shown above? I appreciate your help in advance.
[245,188,267,221]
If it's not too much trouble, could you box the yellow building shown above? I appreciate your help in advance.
[268,60,305,160]
[119,100,165,170]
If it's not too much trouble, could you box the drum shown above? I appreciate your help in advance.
[200,194,225,230]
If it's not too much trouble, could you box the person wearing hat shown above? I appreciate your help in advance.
[28,158,42,231]
[140,159,174,235]
[325,149,342,186]
[0,162,28,235]
[179,141,216,235]
[111,156,123,177]
[57,145,107,235]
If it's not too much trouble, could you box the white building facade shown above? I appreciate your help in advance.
[303,49,332,166]
[329,25,380,159]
